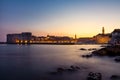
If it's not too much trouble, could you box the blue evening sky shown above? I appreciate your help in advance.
[0,0,120,42]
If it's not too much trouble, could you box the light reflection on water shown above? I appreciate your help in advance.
[0,44,119,80]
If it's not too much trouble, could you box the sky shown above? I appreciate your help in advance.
[0,0,120,42]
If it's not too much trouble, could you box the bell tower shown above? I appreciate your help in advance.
[75,34,77,40]
[74,34,77,43]
[102,27,105,35]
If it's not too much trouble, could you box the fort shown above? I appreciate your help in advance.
[6,28,120,44]
[7,32,76,44]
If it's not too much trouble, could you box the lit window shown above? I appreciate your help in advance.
[25,40,28,43]
[16,40,19,43]
[21,40,23,43]
[30,40,32,43]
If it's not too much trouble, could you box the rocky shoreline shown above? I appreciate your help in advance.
[92,46,120,57]
[46,46,120,80]
[80,46,120,62]
[91,46,120,62]
[47,64,120,80]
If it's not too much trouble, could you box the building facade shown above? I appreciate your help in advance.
[95,34,111,44]
[77,37,95,44]
[94,27,111,44]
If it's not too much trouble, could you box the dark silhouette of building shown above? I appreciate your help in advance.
[109,29,120,46]
[7,32,32,44]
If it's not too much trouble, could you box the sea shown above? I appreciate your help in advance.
[0,44,119,80]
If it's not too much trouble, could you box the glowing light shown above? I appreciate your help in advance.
[30,40,32,43]
[21,40,23,43]
[25,40,28,43]
[16,40,19,43]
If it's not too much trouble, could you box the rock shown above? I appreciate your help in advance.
[57,67,65,73]
[66,68,75,72]
[75,66,80,69]
[82,54,92,58]
[70,65,74,68]
[87,72,102,80]
[66,65,79,72]
[88,48,97,51]
[49,65,81,75]
[70,65,80,70]
[114,57,120,62]
[49,67,65,75]
[49,71,58,75]
[110,75,120,80]
[80,48,87,50]
[92,47,120,57]
[70,65,76,70]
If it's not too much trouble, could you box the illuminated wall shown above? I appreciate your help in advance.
[95,34,111,44]
[7,32,76,44]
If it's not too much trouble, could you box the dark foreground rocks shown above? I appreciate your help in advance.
[48,67,120,80]
[80,48,97,51]
[114,56,120,62]
[87,72,120,80]
[92,47,120,57]
[49,65,80,75]
[81,54,92,58]
[110,75,120,80]
[87,72,102,80]
[80,48,87,51]
[88,48,97,51]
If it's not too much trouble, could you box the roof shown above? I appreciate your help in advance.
[112,29,120,33]
[95,33,110,37]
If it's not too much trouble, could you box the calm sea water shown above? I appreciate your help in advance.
[0,44,119,80]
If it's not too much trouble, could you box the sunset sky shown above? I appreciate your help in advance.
[0,0,120,42]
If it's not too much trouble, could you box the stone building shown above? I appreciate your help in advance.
[6,32,75,44]
[109,29,120,46]
[7,32,32,44]
[94,27,111,44]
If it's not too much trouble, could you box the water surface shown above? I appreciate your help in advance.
[0,44,119,80]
